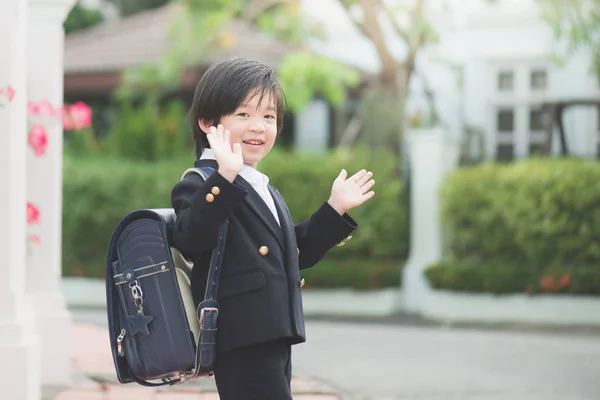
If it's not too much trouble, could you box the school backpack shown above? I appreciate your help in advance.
[105,166,227,386]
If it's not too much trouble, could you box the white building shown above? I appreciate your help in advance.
[303,0,600,160]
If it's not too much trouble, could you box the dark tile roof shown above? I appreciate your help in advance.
[64,3,296,73]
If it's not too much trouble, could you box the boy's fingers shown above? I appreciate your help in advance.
[232,142,242,155]
[338,169,348,181]
[362,179,375,193]
[351,169,367,182]
[225,130,231,150]
[356,171,373,186]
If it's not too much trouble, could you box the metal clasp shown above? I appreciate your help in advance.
[116,329,126,357]
[129,280,145,313]
[199,307,219,326]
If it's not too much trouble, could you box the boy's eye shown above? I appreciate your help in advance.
[265,115,276,120]
[237,113,249,117]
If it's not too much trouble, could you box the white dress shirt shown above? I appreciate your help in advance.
[200,149,280,226]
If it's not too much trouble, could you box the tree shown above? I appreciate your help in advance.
[540,0,600,84]
[335,0,438,152]
[101,0,172,17]
[64,2,105,33]
[117,0,360,116]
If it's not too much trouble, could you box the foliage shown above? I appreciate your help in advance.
[101,0,172,17]
[425,260,600,296]
[103,99,192,161]
[61,147,408,287]
[540,0,600,84]
[64,2,105,33]
[278,51,360,113]
[116,0,358,114]
[427,158,600,295]
[301,258,403,290]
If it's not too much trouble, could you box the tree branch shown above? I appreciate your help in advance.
[358,0,398,85]
[403,0,426,86]
[339,1,369,38]
[242,0,294,23]
[382,4,409,44]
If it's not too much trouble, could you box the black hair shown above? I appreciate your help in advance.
[188,57,286,158]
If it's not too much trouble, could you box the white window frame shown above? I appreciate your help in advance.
[486,59,551,161]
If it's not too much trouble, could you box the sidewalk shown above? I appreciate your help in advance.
[43,323,340,400]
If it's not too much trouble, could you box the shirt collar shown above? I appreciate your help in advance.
[199,148,269,185]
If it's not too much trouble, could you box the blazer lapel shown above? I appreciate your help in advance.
[268,186,296,256]
[236,177,285,251]
[193,159,285,251]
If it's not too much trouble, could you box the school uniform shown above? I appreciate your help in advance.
[170,153,357,399]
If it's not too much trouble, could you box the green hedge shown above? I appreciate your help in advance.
[426,261,600,295]
[62,147,408,289]
[428,158,600,294]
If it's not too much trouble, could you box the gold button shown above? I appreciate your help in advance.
[205,193,215,202]
[211,186,220,195]
[161,265,166,271]
[300,278,305,288]
[259,246,269,256]
[297,248,300,255]
[337,241,345,247]
[346,235,353,241]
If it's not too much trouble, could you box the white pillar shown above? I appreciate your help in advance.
[0,1,42,399]
[402,127,458,313]
[26,0,75,385]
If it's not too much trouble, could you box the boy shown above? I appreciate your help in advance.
[171,57,375,399]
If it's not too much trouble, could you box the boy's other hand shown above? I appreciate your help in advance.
[206,124,243,182]
[327,169,375,215]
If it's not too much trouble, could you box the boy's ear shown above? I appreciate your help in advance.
[198,119,213,134]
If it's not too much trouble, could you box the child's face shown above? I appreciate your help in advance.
[218,90,278,169]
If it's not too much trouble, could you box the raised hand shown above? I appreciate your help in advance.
[206,124,243,182]
[327,169,375,215]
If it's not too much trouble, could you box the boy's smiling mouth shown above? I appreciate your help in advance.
[243,140,264,146]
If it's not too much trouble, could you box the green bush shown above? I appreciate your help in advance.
[62,147,408,288]
[426,260,600,295]
[104,99,193,161]
[429,157,600,294]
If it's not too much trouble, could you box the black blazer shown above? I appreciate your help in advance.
[170,159,357,352]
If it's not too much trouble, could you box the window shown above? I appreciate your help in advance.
[497,109,514,132]
[496,143,514,161]
[498,71,514,92]
[530,69,547,90]
[529,107,544,131]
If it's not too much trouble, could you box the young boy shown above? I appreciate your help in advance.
[171,57,375,399]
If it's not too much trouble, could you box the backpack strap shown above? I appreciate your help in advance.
[179,166,228,379]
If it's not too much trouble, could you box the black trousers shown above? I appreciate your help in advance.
[214,339,293,400]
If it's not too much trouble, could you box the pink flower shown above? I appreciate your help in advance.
[27,202,40,224]
[65,101,92,130]
[62,105,74,130]
[28,124,48,156]
[7,86,15,101]
[28,101,39,115]
[36,99,57,116]
[29,234,41,244]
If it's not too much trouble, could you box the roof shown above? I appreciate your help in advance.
[64,3,296,74]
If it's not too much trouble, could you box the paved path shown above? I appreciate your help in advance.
[292,321,600,400]
[60,309,600,400]
[43,322,340,400]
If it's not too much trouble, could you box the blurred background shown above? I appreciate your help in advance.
[49,0,600,398]
[60,0,600,296]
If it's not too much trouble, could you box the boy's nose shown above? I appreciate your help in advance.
[250,119,266,132]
